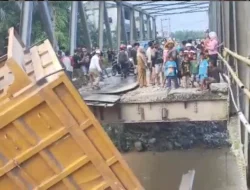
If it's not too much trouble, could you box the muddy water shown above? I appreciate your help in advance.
[123,148,243,190]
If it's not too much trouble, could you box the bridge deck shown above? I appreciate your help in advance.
[77,76,228,123]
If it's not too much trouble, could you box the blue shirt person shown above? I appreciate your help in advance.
[198,59,209,80]
[164,55,179,89]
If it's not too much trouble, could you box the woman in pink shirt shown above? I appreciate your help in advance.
[206,31,219,66]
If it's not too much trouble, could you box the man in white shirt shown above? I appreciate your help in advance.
[146,41,155,84]
[61,51,73,80]
[89,50,102,89]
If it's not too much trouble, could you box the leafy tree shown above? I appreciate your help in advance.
[171,30,205,42]
[0,2,21,55]
[0,1,99,55]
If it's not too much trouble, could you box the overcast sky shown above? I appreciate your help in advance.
[130,1,209,32]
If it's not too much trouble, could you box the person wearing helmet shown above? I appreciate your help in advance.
[184,43,195,60]
[118,44,129,78]
[89,49,102,89]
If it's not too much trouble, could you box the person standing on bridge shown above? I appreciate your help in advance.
[162,40,177,86]
[89,50,102,90]
[206,31,219,66]
[164,53,178,90]
[198,52,209,90]
[146,41,155,85]
[131,42,139,75]
[137,47,147,88]
[118,44,129,78]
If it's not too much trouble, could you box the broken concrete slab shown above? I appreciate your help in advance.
[120,86,227,103]
[210,83,228,93]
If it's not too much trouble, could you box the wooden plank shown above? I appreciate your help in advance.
[179,170,195,190]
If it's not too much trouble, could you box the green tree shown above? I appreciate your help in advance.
[0,1,98,55]
[0,2,21,55]
[171,30,205,42]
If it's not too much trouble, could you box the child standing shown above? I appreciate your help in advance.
[181,54,191,88]
[198,52,209,90]
[164,54,178,89]
[190,54,199,87]
[177,50,184,86]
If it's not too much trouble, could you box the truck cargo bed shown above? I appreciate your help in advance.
[0,28,143,190]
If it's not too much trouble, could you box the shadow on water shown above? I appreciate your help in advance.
[123,148,243,190]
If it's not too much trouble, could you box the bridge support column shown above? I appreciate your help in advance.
[152,17,156,40]
[20,1,33,47]
[104,2,113,49]
[116,2,122,50]
[98,1,104,50]
[121,6,128,45]
[69,2,78,55]
[38,1,58,50]
[79,2,92,50]
[146,15,152,40]
[129,8,136,44]
[139,12,145,41]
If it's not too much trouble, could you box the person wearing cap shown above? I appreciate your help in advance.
[162,40,177,86]
[89,49,102,89]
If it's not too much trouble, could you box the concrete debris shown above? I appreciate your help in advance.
[103,121,230,152]
[120,86,227,103]
[210,83,228,93]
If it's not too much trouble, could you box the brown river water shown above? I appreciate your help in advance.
[123,148,243,190]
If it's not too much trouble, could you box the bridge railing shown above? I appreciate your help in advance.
[218,48,250,169]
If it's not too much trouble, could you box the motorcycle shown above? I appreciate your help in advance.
[111,57,121,76]
[111,57,136,77]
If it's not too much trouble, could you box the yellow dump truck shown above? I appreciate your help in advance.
[0,28,143,190]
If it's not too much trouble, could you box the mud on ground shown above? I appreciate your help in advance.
[103,121,230,152]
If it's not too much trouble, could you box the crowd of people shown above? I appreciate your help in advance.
[57,29,224,91]
[135,30,224,90]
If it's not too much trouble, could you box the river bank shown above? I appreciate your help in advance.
[103,121,230,152]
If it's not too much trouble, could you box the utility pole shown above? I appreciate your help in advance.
[161,18,171,38]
